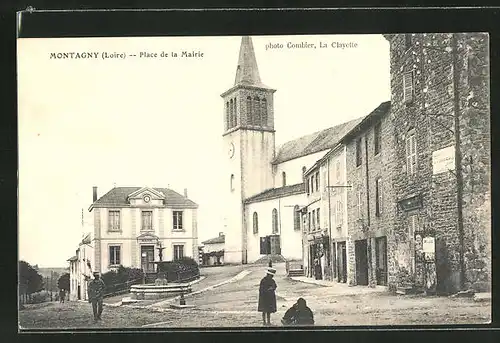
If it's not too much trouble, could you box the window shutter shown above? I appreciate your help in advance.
[403,71,414,103]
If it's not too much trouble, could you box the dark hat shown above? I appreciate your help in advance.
[93,271,100,275]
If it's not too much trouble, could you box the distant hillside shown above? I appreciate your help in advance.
[37,267,69,278]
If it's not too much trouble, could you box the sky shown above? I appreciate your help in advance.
[18,34,390,268]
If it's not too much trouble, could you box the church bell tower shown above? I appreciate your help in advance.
[221,36,276,264]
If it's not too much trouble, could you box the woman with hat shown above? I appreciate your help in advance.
[258,267,277,326]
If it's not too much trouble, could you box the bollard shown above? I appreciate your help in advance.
[180,292,186,306]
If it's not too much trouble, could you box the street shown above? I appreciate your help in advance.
[19,263,491,329]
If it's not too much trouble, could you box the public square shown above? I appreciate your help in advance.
[19,263,490,329]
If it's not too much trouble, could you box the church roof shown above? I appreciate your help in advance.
[89,187,198,210]
[244,183,305,204]
[272,117,364,165]
[234,36,270,89]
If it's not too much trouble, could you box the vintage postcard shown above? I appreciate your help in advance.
[17,32,491,330]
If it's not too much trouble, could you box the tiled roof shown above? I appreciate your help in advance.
[89,187,198,210]
[67,256,78,262]
[202,235,225,245]
[272,117,365,164]
[339,101,391,143]
[244,183,305,204]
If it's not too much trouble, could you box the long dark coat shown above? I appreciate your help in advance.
[258,275,277,313]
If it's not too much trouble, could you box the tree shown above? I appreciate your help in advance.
[57,273,70,291]
[18,261,44,303]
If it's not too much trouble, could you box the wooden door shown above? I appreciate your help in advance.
[337,242,347,283]
[355,240,369,285]
[141,245,155,273]
[375,236,388,286]
[270,235,281,255]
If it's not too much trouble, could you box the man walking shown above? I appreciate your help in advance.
[59,288,66,303]
[88,271,106,322]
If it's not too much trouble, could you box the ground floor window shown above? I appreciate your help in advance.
[109,245,121,265]
[173,244,184,260]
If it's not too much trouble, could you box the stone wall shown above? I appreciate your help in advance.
[386,33,491,293]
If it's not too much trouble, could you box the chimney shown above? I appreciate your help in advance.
[184,188,188,198]
[92,186,98,202]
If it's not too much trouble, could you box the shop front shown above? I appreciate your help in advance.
[306,233,331,280]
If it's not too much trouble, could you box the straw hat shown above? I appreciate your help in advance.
[266,267,276,276]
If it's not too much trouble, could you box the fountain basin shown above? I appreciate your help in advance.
[130,283,192,300]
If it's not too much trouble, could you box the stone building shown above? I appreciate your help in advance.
[342,101,393,287]
[88,186,199,274]
[384,33,490,293]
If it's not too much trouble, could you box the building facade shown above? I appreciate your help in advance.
[342,101,394,287]
[88,186,199,274]
[302,142,352,282]
[68,234,94,301]
[385,33,490,293]
[201,233,225,266]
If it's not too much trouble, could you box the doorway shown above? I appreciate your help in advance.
[141,245,155,273]
[355,239,369,285]
[337,242,347,283]
[77,285,81,300]
[375,236,388,286]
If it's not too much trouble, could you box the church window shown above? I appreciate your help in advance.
[272,208,279,234]
[226,101,230,130]
[282,171,286,186]
[229,99,234,128]
[253,97,261,126]
[232,98,237,127]
[246,96,252,125]
[253,212,259,234]
[230,174,235,191]
[261,98,267,126]
[293,205,300,231]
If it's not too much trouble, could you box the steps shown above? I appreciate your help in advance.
[253,255,287,265]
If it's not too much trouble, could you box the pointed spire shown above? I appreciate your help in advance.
[234,36,265,87]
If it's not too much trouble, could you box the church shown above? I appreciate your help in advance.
[221,36,363,264]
